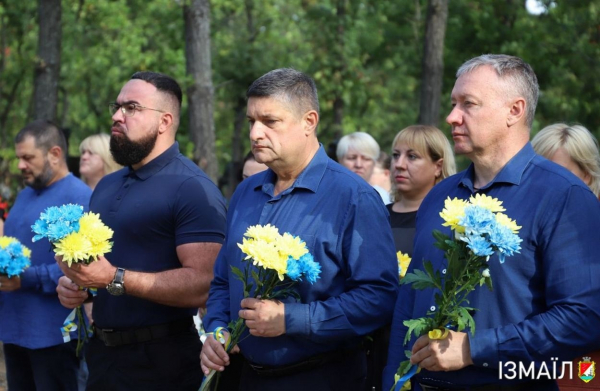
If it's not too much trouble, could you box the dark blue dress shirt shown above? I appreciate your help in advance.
[384,143,600,390]
[204,146,399,367]
[90,142,227,329]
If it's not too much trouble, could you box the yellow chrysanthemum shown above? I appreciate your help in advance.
[55,232,92,267]
[469,193,505,213]
[88,240,113,259]
[495,212,521,233]
[440,197,468,232]
[22,246,32,258]
[0,236,17,249]
[244,224,281,243]
[79,213,114,245]
[277,233,309,260]
[397,251,412,279]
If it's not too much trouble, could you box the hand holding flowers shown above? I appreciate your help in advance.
[199,224,321,391]
[32,203,113,355]
[390,194,522,391]
[0,236,31,291]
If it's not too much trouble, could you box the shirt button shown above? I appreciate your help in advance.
[442,269,447,274]
[430,306,436,311]
[483,362,489,367]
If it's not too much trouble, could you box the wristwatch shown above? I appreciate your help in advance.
[106,267,126,296]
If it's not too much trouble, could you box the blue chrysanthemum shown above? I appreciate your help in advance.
[59,204,84,222]
[298,253,321,284]
[460,206,496,237]
[286,257,303,281]
[488,224,522,263]
[462,234,494,257]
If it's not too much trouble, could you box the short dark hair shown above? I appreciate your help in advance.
[131,71,183,109]
[15,120,67,161]
[247,68,320,117]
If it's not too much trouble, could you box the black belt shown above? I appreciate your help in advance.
[94,317,194,347]
[247,347,360,377]
[419,383,537,391]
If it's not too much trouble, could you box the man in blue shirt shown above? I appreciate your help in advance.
[1,120,92,391]
[384,55,600,391]
[201,68,399,390]
[56,71,227,391]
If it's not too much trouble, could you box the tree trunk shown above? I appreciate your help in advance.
[417,0,448,126]
[184,0,218,183]
[332,0,346,141]
[33,0,61,122]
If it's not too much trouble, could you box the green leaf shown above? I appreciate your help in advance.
[403,317,435,345]
[485,276,493,291]
[402,268,437,290]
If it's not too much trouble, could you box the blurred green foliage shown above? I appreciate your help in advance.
[0,0,599,205]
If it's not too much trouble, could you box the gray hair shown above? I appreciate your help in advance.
[247,68,320,118]
[457,54,539,128]
[336,132,380,161]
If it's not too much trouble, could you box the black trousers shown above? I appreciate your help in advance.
[3,341,79,391]
[86,329,203,391]
[239,349,367,391]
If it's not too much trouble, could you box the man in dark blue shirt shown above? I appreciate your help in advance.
[384,55,600,390]
[56,72,227,391]
[200,68,399,390]
[1,120,91,391]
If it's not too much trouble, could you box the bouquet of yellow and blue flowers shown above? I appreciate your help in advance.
[0,237,31,278]
[32,203,113,355]
[391,194,522,391]
[200,224,321,391]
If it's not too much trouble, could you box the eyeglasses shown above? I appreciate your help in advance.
[109,102,165,117]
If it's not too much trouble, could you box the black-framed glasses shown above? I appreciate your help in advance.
[109,102,165,117]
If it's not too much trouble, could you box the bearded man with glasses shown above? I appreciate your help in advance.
[56,71,227,391]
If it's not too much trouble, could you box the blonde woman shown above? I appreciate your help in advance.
[79,134,121,190]
[367,125,455,391]
[388,125,456,254]
[532,123,600,198]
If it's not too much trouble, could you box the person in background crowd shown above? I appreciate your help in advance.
[369,151,392,201]
[384,54,600,391]
[387,125,456,255]
[76,133,122,391]
[56,71,227,391]
[0,196,7,236]
[79,133,122,190]
[532,123,600,198]
[201,68,398,390]
[532,123,600,391]
[0,120,92,391]
[366,125,455,391]
[241,151,268,180]
[337,131,391,204]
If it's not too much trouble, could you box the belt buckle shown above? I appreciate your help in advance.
[99,328,118,347]
[420,384,441,391]
[249,362,265,371]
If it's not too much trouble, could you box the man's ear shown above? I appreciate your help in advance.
[158,112,174,134]
[303,110,319,136]
[47,146,63,165]
[507,97,526,127]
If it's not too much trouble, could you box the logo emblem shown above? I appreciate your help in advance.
[579,357,596,383]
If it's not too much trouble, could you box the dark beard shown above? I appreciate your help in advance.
[27,159,54,190]
[110,128,158,167]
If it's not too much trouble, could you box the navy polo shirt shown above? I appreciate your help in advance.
[90,142,226,329]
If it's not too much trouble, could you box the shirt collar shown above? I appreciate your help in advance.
[459,143,536,191]
[254,144,328,196]
[129,142,180,181]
